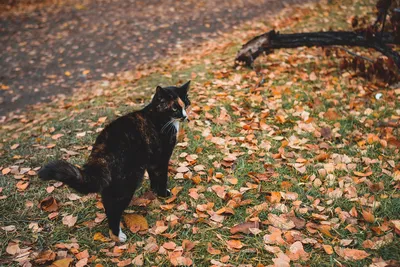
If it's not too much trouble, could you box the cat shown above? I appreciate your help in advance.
[38,81,191,242]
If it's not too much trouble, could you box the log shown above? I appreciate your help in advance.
[235,30,400,70]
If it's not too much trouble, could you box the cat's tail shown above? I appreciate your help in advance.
[38,160,107,194]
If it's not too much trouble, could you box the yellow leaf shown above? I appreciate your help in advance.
[50,258,73,267]
[93,232,109,242]
[226,240,243,250]
[322,244,334,255]
[334,247,370,261]
[362,210,375,223]
[124,214,149,232]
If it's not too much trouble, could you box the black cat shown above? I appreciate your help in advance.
[39,81,191,242]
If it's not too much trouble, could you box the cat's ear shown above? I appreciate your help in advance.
[153,86,167,102]
[154,86,169,100]
[176,81,190,96]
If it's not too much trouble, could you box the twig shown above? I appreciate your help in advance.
[334,46,375,63]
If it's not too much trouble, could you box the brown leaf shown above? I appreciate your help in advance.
[75,249,89,260]
[62,214,77,227]
[76,258,88,267]
[182,240,196,252]
[268,213,295,230]
[35,250,56,264]
[263,227,285,245]
[124,214,149,232]
[266,192,281,203]
[230,221,259,234]
[287,241,309,261]
[334,247,370,261]
[51,133,64,140]
[324,108,340,120]
[322,244,334,255]
[132,254,144,266]
[207,242,221,255]
[93,232,110,242]
[39,196,59,212]
[163,241,177,250]
[16,181,29,191]
[362,210,375,223]
[50,258,74,267]
[2,167,11,175]
[6,242,20,255]
[226,240,243,250]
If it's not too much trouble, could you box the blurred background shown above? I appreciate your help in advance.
[0,0,310,116]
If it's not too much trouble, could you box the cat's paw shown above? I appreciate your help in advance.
[118,229,127,242]
[157,189,171,198]
[109,228,127,243]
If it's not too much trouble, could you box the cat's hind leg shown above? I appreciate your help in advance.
[102,188,133,242]
[148,163,171,198]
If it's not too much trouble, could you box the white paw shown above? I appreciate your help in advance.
[118,228,127,242]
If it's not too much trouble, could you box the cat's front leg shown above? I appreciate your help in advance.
[148,163,171,198]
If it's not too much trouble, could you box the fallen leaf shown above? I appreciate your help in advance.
[2,167,11,175]
[362,210,375,223]
[334,247,370,261]
[62,214,77,227]
[50,258,73,267]
[207,242,221,255]
[51,134,64,140]
[287,241,309,261]
[124,214,149,232]
[132,254,144,266]
[39,196,59,212]
[230,221,260,234]
[6,242,20,255]
[93,232,109,242]
[163,241,177,250]
[16,181,29,191]
[226,240,243,250]
[34,250,56,264]
[322,244,334,255]
[268,213,295,230]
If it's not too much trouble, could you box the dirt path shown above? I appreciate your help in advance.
[0,0,313,116]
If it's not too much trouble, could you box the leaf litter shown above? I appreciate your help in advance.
[0,0,399,266]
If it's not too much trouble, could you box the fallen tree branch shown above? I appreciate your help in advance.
[235,30,400,70]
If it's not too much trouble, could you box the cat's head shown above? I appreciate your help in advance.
[151,81,191,121]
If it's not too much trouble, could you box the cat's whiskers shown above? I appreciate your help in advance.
[161,118,179,135]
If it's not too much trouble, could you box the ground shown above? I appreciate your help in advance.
[0,0,313,116]
[1,0,400,266]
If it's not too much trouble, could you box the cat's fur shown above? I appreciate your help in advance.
[38,82,191,242]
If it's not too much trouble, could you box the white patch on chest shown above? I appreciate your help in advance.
[173,121,180,133]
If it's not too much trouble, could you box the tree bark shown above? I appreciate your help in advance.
[235,30,400,70]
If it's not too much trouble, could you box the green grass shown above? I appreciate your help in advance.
[1,0,400,266]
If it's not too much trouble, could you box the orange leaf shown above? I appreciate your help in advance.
[163,241,177,250]
[2,167,11,175]
[362,210,375,223]
[324,108,340,120]
[334,247,370,261]
[62,214,77,228]
[230,221,259,234]
[16,181,29,191]
[34,250,56,264]
[322,244,334,255]
[124,214,149,233]
[226,240,243,250]
[93,232,109,242]
[268,213,295,230]
[50,258,74,267]
[39,196,59,212]
[207,243,221,255]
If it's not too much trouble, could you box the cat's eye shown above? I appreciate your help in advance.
[172,105,178,112]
